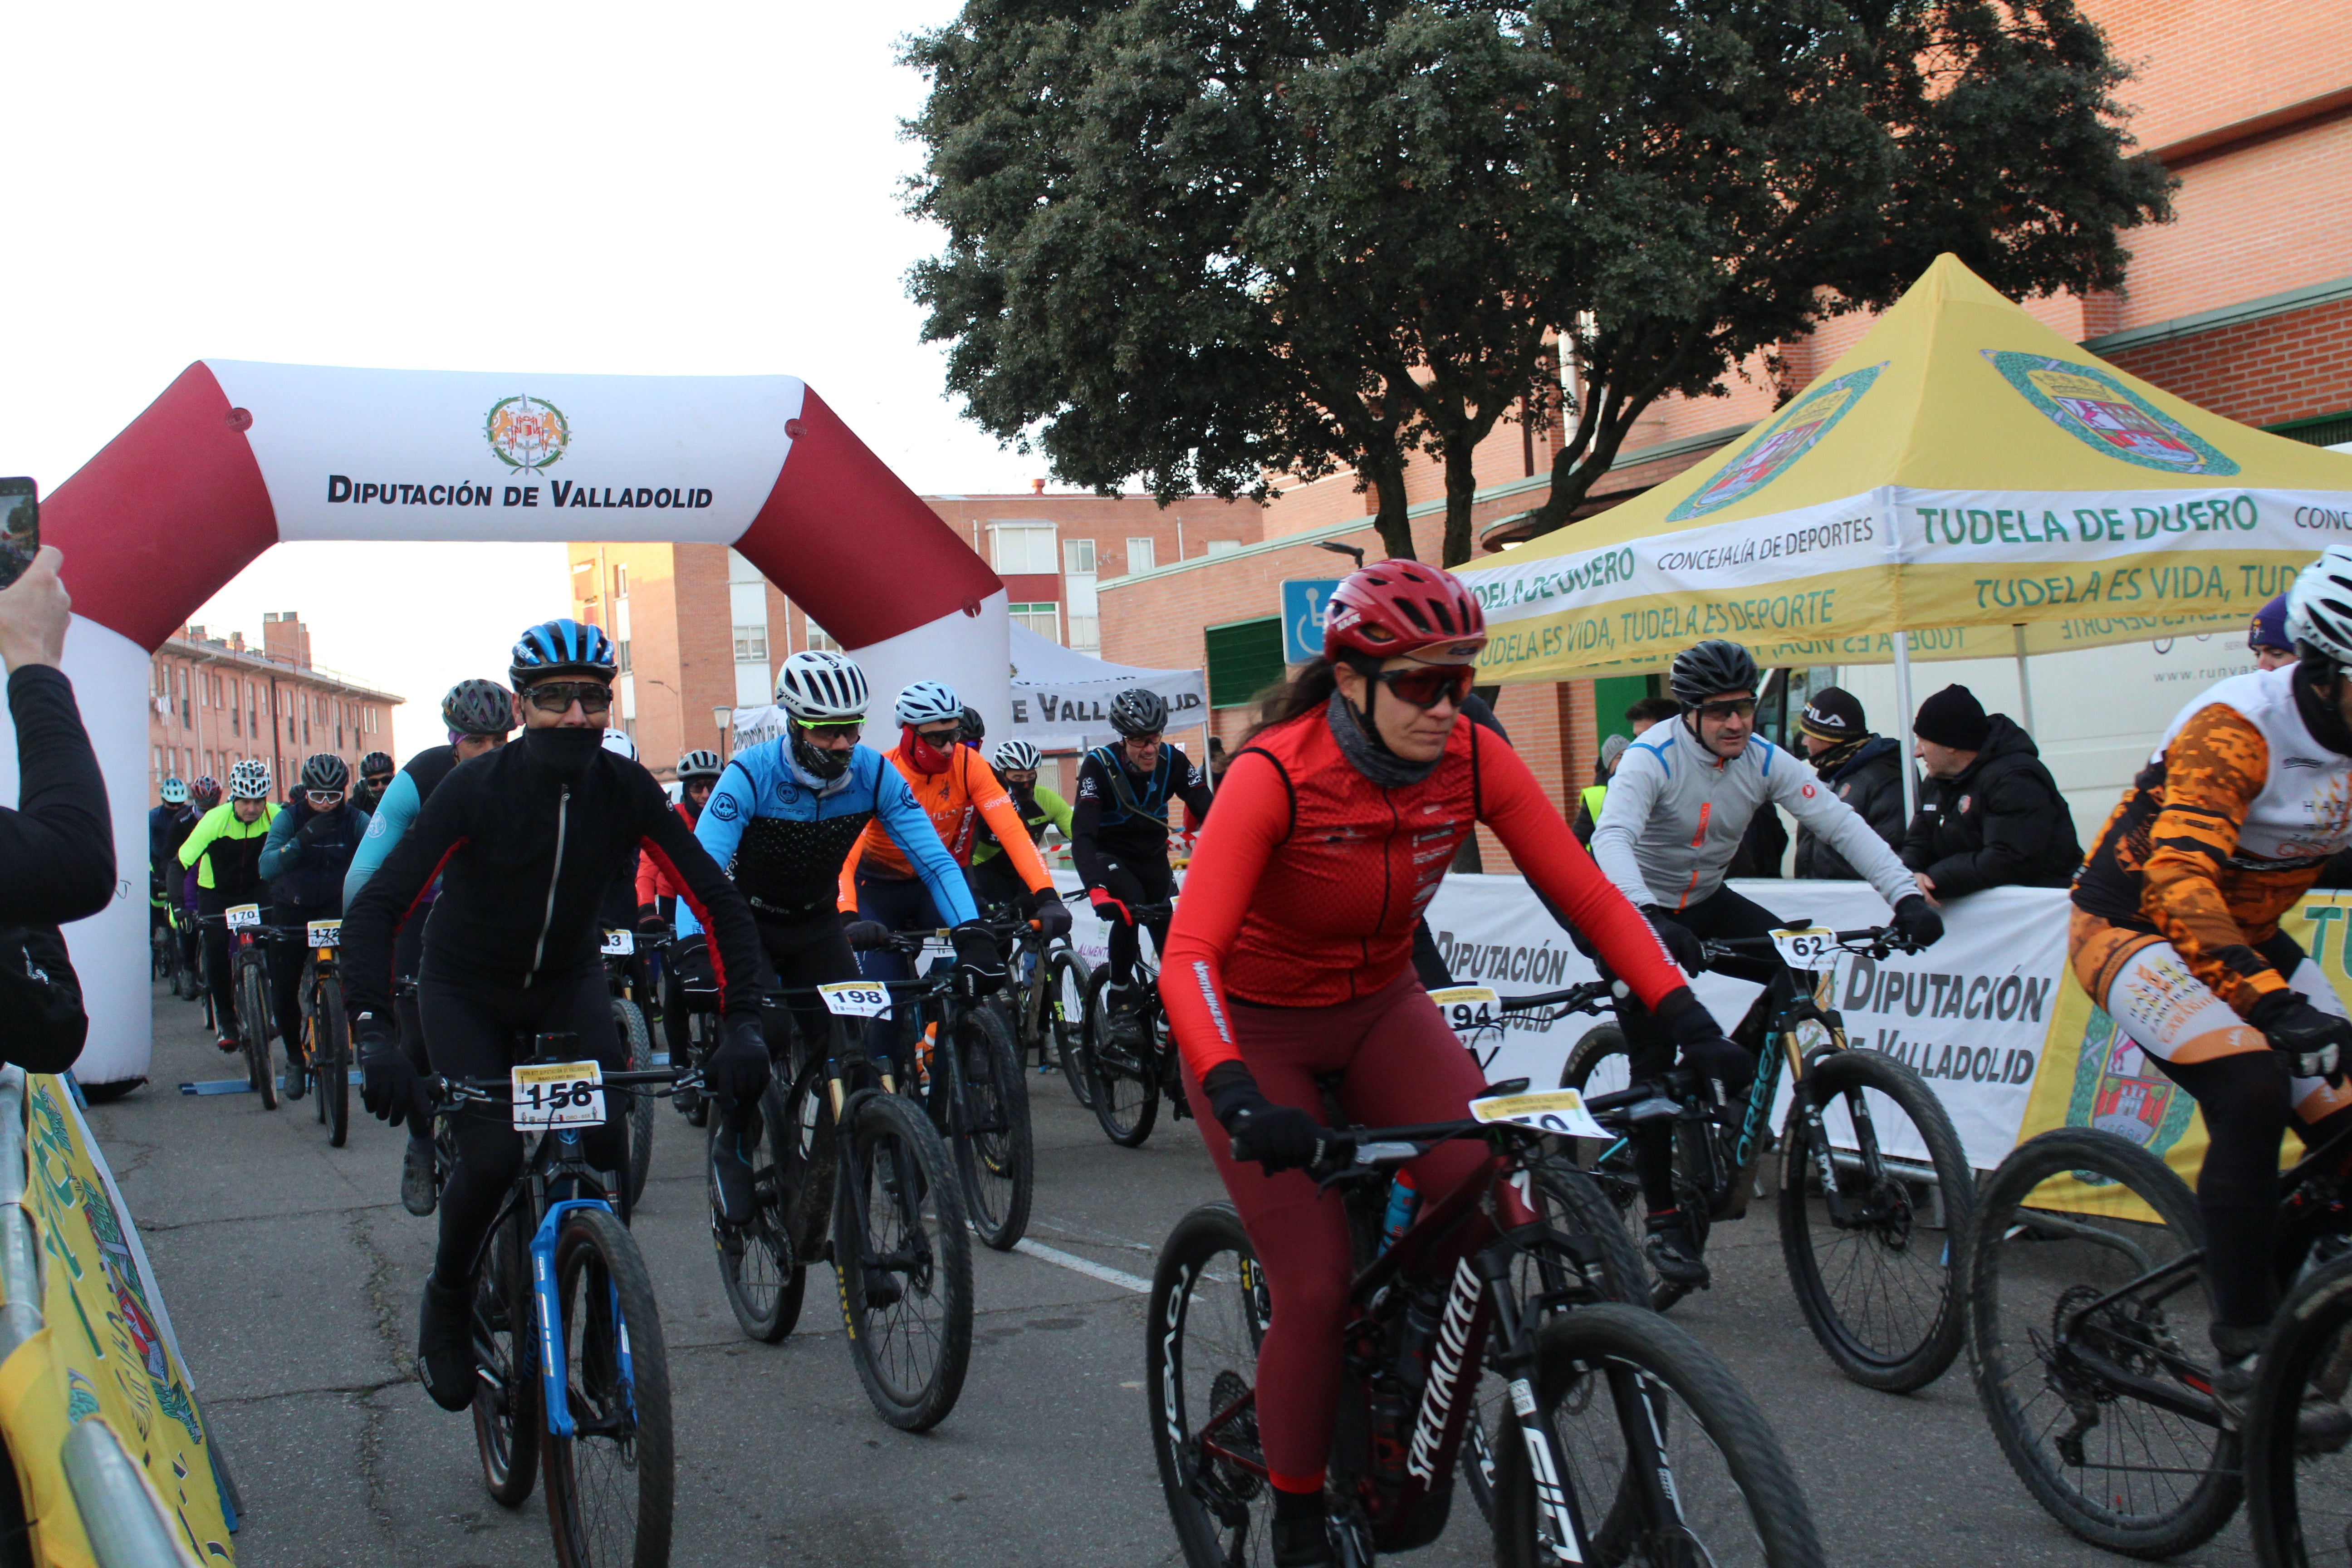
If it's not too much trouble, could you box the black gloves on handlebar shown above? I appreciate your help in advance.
[636,902,667,936]
[1891,896,1944,949]
[1027,886,1073,942]
[2248,990,2352,1086]
[1202,1061,1327,1175]
[840,914,891,952]
[1653,987,1753,1107]
[355,1014,424,1127]
[1639,906,1706,973]
[951,921,1009,999]
[706,1014,773,1108]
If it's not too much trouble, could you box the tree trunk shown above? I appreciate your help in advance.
[1364,456,1416,562]
[1439,432,1479,568]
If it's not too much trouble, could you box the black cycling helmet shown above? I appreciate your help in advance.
[1668,640,1761,709]
[959,706,985,746]
[359,750,395,781]
[301,753,349,792]
[442,678,517,737]
[676,748,723,782]
[1109,686,1168,738]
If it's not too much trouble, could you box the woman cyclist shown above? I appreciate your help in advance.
[1161,560,1740,1567]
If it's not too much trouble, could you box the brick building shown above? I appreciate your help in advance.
[565,487,1261,782]
[146,612,403,806]
[1096,0,2352,868]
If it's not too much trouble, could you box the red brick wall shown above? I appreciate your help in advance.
[2107,297,2352,430]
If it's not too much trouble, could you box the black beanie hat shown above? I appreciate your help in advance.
[1914,684,1990,751]
[1799,686,1866,743]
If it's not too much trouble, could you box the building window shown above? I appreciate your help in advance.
[734,625,768,662]
[1126,537,1157,574]
[1009,603,1061,643]
[989,524,1057,575]
[1068,614,1102,653]
[1205,616,1284,708]
[1063,538,1096,575]
[804,622,841,654]
[613,563,629,599]
[1204,538,1242,557]
[616,639,633,675]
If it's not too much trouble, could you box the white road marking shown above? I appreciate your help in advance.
[1013,1238,1150,1294]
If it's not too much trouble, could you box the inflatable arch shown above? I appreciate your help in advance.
[21,361,1009,1088]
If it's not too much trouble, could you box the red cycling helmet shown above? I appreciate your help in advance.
[1322,560,1487,662]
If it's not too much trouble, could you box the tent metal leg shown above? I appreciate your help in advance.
[2013,623,2037,735]
[1892,630,1919,822]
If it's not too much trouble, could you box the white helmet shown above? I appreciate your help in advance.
[894,680,963,728]
[992,739,1041,773]
[228,759,273,800]
[775,649,870,722]
[601,727,638,760]
[2287,546,2352,667]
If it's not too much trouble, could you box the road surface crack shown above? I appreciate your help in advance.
[348,1210,407,1543]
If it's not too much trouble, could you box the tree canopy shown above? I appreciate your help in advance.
[905,0,2174,566]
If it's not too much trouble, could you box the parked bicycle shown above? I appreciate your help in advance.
[1148,1080,1825,1567]
[706,984,975,1431]
[599,926,658,1208]
[1967,1114,2352,1559]
[199,906,280,1110]
[441,1045,690,1568]
[1081,898,1181,1146]
[1556,922,1974,1392]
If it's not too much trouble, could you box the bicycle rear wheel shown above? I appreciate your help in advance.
[711,1075,804,1343]
[318,976,350,1147]
[1494,1302,1825,1567]
[951,1004,1033,1250]
[542,1205,674,1568]
[1778,1047,1972,1391]
[1147,1201,1275,1568]
[835,1090,973,1431]
[612,997,656,1211]
[1084,968,1159,1147]
[2245,1250,2352,1568]
[1967,1126,2238,1558]
[239,963,276,1110]
[471,1203,540,1509]
[1051,950,1095,1107]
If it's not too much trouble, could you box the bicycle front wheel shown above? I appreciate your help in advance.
[542,1205,674,1568]
[239,963,276,1110]
[612,997,656,1211]
[951,1004,1033,1250]
[1494,1303,1825,1568]
[2246,1250,2352,1568]
[1778,1047,1973,1391]
[1084,968,1159,1147]
[1051,950,1095,1108]
[471,1203,540,1509]
[319,976,350,1147]
[1967,1126,2237,1558]
[835,1090,973,1431]
[711,1074,805,1343]
[1147,1201,1276,1568]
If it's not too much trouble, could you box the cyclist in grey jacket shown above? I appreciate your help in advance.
[1588,639,1944,1288]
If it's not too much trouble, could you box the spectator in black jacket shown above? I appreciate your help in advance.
[0,548,114,1072]
[1902,684,2082,904]
[1792,686,1906,880]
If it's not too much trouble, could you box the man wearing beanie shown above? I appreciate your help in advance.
[1792,687,1906,879]
[2249,593,2295,671]
[1902,683,2082,900]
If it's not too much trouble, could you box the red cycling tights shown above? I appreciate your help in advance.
[1181,970,1529,1493]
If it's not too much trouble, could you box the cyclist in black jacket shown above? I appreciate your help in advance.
[341,619,772,1413]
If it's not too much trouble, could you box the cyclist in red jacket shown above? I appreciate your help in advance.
[1161,561,1740,1567]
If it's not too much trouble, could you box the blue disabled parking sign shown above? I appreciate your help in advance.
[1282,578,1345,664]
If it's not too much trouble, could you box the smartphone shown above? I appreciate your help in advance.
[0,478,35,592]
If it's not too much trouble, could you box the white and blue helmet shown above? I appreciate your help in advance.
[894,680,964,728]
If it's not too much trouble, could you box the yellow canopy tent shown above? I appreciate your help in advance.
[1457,253,2352,688]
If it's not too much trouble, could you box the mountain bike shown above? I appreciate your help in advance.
[200,906,279,1110]
[877,928,1036,1250]
[1557,923,1973,1392]
[1148,1081,1826,1567]
[1968,1115,2352,1559]
[705,984,975,1431]
[1082,899,1181,1147]
[294,917,350,1147]
[441,1047,689,1568]
[655,931,721,1129]
[599,927,657,1208]
[993,890,1095,1102]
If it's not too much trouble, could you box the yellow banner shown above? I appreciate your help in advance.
[0,1078,232,1566]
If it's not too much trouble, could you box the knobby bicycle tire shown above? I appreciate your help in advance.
[712,1074,804,1344]
[1085,966,1159,1148]
[1053,950,1096,1108]
[951,1003,1033,1250]
[319,976,350,1147]
[1494,1303,1825,1568]
[835,1090,973,1432]
[2244,1250,2352,1568]
[543,1205,674,1568]
[1147,1201,1272,1568]
[612,997,657,1211]
[1778,1047,1973,1392]
[239,963,276,1110]
[1966,1126,2239,1558]
[471,1204,540,1509]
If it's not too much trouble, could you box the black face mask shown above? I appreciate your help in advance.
[791,730,852,782]
[522,724,604,778]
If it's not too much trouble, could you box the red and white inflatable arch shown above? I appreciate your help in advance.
[22,360,1008,1088]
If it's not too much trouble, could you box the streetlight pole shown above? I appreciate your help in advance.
[712,704,735,762]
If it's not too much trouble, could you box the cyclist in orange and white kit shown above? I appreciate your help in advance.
[2069,546,2352,1401]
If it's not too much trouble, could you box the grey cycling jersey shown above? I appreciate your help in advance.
[1591,717,1915,914]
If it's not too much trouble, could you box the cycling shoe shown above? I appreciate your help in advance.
[283,1053,308,1101]
[401,1135,438,1217]
[1271,1513,1334,1567]
[710,1131,758,1226]
[1644,1212,1711,1290]
[416,1276,476,1412]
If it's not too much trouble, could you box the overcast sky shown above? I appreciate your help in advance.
[6,1,1039,760]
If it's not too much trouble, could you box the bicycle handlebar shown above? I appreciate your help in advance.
[1497,979,1618,1016]
[1699,924,1921,965]
[431,1067,698,1108]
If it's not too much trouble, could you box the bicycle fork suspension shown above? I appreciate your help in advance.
[1471,1250,1592,1563]
[529,1198,636,1439]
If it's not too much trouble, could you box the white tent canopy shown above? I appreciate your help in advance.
[724,623,1207,756]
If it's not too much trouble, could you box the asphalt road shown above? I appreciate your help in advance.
[89,981,2265,1567]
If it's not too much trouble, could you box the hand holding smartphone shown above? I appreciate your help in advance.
[0,480,69,673]
[0,479,33,592]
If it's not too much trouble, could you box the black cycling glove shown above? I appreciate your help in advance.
[355,1016,423,1127]
[295,813,335,847]
[2248,990,2352,1085]
[706,1014,772,1107]
[1639,907,1706,973]
[840,915,892,952]
[1653,987,1753,1105]
[1027,887,1073,942]
[951,921,1009,999]
[1891,895,1945,949]
[1202,1061,1326,1174]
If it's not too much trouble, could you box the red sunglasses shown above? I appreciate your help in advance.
[1371,663,1476,710]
